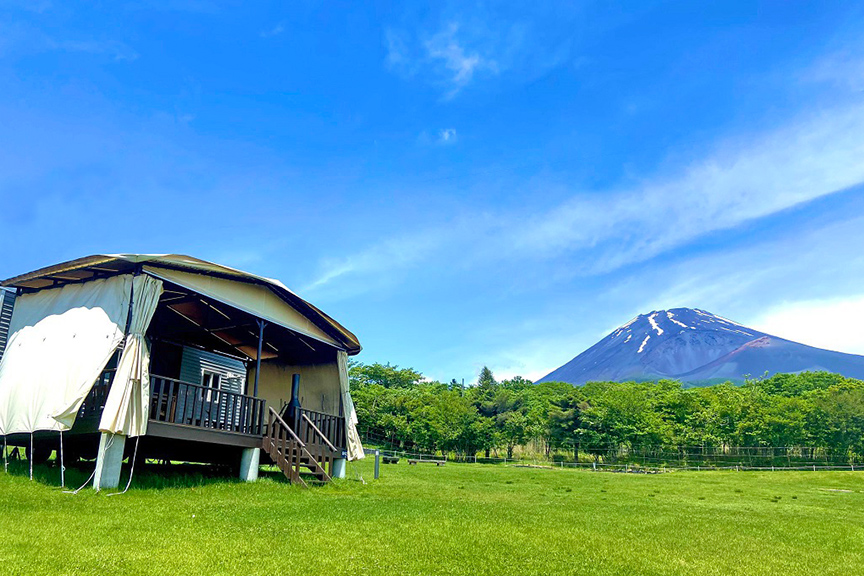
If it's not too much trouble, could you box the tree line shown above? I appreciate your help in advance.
[350,361,864,464]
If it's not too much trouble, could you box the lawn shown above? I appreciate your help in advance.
[1,454,863,575]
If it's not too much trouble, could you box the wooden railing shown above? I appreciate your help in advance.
[284,406,346,453]
[78,368,116,420]
[263,407,332,487]
[150,375,266,436]
[300,413,337,477]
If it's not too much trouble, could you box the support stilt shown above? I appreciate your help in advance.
[59,431,65,488]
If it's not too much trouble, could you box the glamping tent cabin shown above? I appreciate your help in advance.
[0,255,364,489]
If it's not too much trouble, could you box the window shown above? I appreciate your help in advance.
[201,370,222,403]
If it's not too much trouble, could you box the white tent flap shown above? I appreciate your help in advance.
[337,350,364,461]
[99,275,163,437]
[0,276,134,435]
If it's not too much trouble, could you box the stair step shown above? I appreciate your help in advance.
[262,412,333,487]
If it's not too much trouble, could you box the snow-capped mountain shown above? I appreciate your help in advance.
[536,308,864,386]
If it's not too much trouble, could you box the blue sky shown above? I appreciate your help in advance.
[2,1,864,382]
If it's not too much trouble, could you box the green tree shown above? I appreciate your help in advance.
[349,360,424,389]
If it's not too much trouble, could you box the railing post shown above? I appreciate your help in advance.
[166,379,176,423]
[267,410,273,445]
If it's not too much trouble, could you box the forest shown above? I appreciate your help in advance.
[350,361,864,466]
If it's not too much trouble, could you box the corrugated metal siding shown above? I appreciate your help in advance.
[179,347,246,392]
[0,289,16,362]
[177,347,247,426]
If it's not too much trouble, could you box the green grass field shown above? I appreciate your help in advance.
[1,454,863,575]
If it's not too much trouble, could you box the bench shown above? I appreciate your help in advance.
[408,459,446,466]
[382,456,400,464]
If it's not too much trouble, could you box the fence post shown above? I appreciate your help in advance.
[374,450,380,480]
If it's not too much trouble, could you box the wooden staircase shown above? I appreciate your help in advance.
[261,407,339,487]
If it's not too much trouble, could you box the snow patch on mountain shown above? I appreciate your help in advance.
[648,313,664,335]
[638,335,650,353]
[667,311,689,329]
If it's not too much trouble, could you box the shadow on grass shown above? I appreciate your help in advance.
[2,456,294,491]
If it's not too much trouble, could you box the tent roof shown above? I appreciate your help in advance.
[1,254,361,354]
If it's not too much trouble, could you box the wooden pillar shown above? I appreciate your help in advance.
[253,320,266,397]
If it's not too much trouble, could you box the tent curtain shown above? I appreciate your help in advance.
[99,275,163,437]
[337,350,364,461]
[0,276,134,435]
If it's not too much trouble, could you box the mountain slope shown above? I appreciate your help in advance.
[536,308,864,386]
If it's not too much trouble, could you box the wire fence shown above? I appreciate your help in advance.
[360,430,864,473]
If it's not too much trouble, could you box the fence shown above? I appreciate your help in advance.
[360,429,864,472]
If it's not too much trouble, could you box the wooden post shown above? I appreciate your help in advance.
[253,320,266,398]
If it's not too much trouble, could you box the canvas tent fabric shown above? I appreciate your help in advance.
[142,266,342,349]
[1,255,365,456]
[2,254,361,354]
[0,276,134,435]
[99,275,163,437]
[338,350,364,461]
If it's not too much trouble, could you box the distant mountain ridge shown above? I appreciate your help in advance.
[536,308,864,386]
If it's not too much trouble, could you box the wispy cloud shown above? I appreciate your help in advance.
[305,101,864,298]
[803,49,864,93]
[0,21,138,61]
[437,128,457,144]
[260,22,285,39]
[301,229,448,296]
[385,22,498,98]
[383,6,580,99]
[417,127,458,145]
[384,28,412,70]
[512,103,864,271]
[48,38,138,61]
[425,23,496,98]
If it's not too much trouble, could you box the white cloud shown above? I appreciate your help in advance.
[301,228,448,296]
[751,296,864,355]
[415,127,458,146]
[385,22,497,98]
[514,103,864,271]
[304,102,864,300]
[425,23,495,97]
[437,128,457,144]
[260,23,285,39]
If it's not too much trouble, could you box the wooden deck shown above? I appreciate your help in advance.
[63,372,346,483]
[149,375,266,436]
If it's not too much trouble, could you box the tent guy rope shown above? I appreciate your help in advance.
[107,436,140,497]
